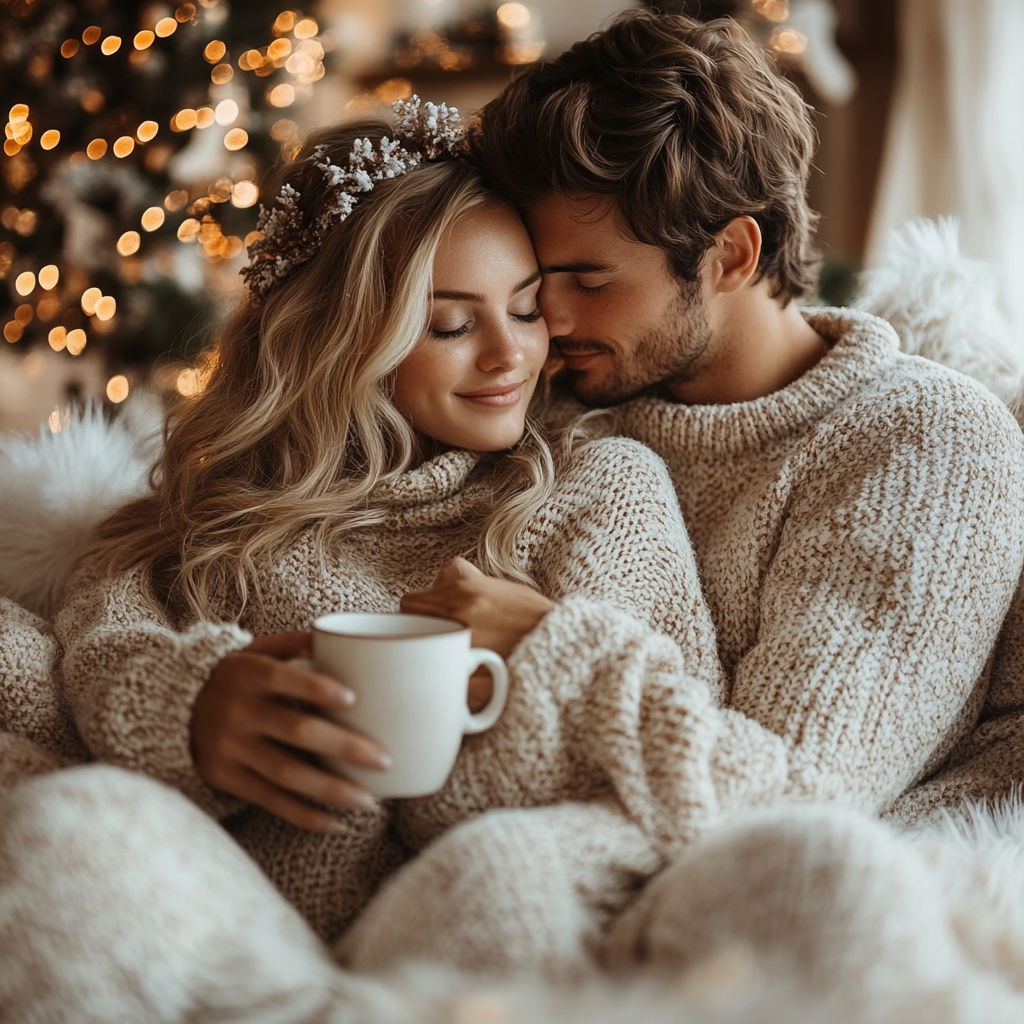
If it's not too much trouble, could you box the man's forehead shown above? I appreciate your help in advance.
[524,194,649,270]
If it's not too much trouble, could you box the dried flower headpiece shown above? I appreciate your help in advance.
[241,96,467,304]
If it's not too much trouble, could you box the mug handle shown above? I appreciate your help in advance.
[463,649,509,734]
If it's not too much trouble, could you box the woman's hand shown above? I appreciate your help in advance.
[401,557,554,659]
[191,631,392,834]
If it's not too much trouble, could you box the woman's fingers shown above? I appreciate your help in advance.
[246,630,314,658]
[257,704,391,771]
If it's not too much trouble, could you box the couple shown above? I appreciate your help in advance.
[4,8,1024,1015]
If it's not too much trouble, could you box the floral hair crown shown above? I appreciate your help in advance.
[241,96,467,304]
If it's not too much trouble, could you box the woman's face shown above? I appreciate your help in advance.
[393,201,549,454]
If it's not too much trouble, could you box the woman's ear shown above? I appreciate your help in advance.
[707,216,762,294]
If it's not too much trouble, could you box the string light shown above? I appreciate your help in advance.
[211,63,234,84]
[231,181,258,208]
[117,231,141,255]
[268,84,295,107]
[204,40,226,62]
[224,128,248,151]
[134,30,155,49]
[214,99,238,125]
[106,375,130,402]
[66,329,87,356]
[113,136,135,157]
[3,322,22,343]
[38,265,59,290]
[48,326,67,351]
[137,121,158,142]
[100,36,122,55]
[155,18,178,38]
[40,129,60,149]
[196,106,216,128]
[82,26,102,45]
[60,39,79,58]
[15,271,35,295]
[86,139,107,159]
[141,207,165,231]
[173,108,198,131]
[294,18,318,39]
[14,303,33,326]
[273,11,296,35]
[94,296,116,321]
[80,288,102,315]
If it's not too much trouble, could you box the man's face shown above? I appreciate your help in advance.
[524,194,713,407]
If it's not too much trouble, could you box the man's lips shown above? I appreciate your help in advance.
[455,382,526,407]
[554,341,612,371]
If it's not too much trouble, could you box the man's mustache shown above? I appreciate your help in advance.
[551,338,615,357]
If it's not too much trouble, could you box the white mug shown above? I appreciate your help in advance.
[299,612,509,798]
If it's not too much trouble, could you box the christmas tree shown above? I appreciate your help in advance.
[1,0,330,403]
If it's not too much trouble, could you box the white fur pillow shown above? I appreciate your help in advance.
[0,402,158,620]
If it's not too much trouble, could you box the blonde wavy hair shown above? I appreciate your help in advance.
[91,120,568,622]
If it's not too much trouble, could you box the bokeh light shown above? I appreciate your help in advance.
[224,128,248,150]
[40,129,60,149]
[106,375,130,403]
[15,271,35,295]
[38,265,59,290]
[141,207,165,231]
[117,231,141,256]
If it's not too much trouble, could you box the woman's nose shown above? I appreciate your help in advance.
[476,322,526,373]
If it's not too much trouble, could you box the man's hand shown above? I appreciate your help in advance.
[401,557,554,659]
[191,632,392,834]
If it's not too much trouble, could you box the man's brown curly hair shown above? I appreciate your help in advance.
[470,9,821,304]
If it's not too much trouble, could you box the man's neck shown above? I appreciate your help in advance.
[664,291,829,406]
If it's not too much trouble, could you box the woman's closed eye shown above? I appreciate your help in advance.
[511,308,543,324]
[430,321,472,340]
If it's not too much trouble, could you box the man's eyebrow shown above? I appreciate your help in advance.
[540,261,616,275]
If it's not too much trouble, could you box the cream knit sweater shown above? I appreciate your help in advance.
[51,435,714,942]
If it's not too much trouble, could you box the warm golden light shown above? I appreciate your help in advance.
[81,89,105,113]
[48,326,67,351]
[268,38,292,61]
[37,296,60,321]
[244,229,264,248]
[66,328,87,355]
[94,295,117,321]
[100,35,122,55]
[113,136,135,158]
[48,409,62,433]
[3,140,19,157]
[176,367,202,397]
[224,128,248,151]
[770,26,807,53]
[155,18,178,38]
[3,321,22,343]
[176,3,196,21]
[86,138,108,159]
[214,99,238,125]
[239,48,263,71]
[497,3,532,29]
[134,30,155,49]
[375,78,413,103]
[40,129,60,150]
[231,181,258,208]
[204,39,226,63]
[15,271,35,296]
[117,231,141,256]
[106,375,130,403]
[196,106,215,128]
[294,18,318,39]
[164,190,189,212]
[80,287,102,315]
[38,265,59,290]
[60,39,80,58]
[9,104,28,124]
[221,236,243,258]
[208,178,232,202]
[267,84,295,107]
[499,41,545,64]
[211,63,233,84]
[273,11,297,35]
[174,108,198,131]
[177,218,201,241]
[137,120,158,142]
[141,207,165,231]
[82,26,102,45]
[14,303,33,326]
[11,122,32,145]
[753,0,790,21]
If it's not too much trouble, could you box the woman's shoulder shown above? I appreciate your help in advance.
[551,435,677,511]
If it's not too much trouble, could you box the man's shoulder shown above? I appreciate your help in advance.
[552,435,677,510]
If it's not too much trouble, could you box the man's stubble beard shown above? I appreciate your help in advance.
[559,278,712,408]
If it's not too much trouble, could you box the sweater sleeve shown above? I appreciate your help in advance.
[54,557,253,816]
[501,374,1024,848]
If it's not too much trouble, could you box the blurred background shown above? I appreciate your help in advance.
[2,0,1021,432]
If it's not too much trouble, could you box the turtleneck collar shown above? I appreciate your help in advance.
[618,307,900,455]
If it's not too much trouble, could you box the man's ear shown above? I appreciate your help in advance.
[707,216,762,294]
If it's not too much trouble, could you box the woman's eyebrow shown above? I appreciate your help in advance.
[511,269,542,294]
[432,289,484,301]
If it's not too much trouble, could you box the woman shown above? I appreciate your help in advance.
[51,99,718,946]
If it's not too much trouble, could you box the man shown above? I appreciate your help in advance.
[355,8,1024,984]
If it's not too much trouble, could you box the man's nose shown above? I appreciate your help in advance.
[538,282,574,338]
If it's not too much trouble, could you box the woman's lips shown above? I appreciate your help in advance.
[456,382,525,408]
